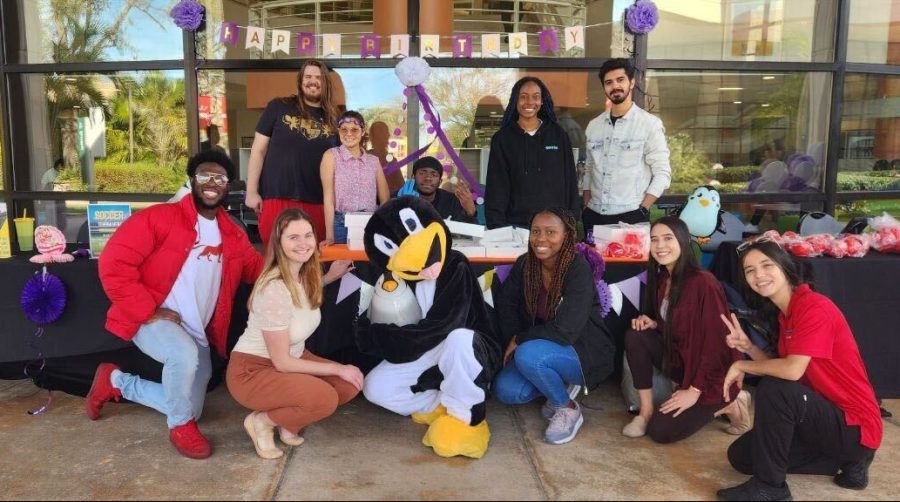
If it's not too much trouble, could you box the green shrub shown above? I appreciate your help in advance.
[94,159,186,193]
[712,166,759,184]
[836,172,900,192]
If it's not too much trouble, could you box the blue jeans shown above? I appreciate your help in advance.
[112,320,212,428]
[333,211,347,244]
[493,339,583,408]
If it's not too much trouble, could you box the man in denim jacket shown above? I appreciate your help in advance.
[582,59,671,228]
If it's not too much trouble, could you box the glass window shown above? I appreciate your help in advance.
[645,71,832,195]
[848,0,900,65]
[198,0,396,60]
[449,0,631,58]
[7,0,184,63]
[648,0,835,62]
[25,199,157,243]
[838,74,900,192]
[10,71,188,194]
[196,67,406,180]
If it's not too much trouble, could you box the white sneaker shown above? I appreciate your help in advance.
[544,402,584,445]
[622,415,648,438]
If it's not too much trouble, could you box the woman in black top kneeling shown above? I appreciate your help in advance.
[493,208,615,445]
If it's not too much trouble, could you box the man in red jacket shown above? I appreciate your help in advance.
[86,150,264,459]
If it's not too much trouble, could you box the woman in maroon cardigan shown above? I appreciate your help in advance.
[621,216,749,443]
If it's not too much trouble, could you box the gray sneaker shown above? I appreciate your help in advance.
[541,384,583,420]
[544,401,584,445]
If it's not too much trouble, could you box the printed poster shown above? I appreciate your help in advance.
[87,203,131,258]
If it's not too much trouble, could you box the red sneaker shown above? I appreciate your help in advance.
[85,363,122,420]
[169,420,212,459]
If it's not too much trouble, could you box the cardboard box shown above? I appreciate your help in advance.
[344,212,373,228]
[347,238,366,251]
[445,219,485,239]
[347,226,365,241]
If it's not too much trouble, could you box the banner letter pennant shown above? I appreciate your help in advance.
[271,29,290,54]
[297,32,316,56]
[390,34,410,57]
[538,29,560,55]
[565,25,585,50]
[360,34,381,58]
[245,26,265,50]
[322,33,342,57]
[509,32,528,56]
[453,34,472,58]
[219,22,239,46]
[420,34,440,57]
[481,33,501,57]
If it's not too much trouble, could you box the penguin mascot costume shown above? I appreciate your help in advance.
[356,196,502,459]
[677,185,725,244]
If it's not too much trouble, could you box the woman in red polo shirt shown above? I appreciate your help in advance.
[717,240,881,501]
[621,216,747,443]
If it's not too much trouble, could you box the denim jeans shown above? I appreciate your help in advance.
[112,320,212,429]
[493,339,583,408]
[333,211,348,244]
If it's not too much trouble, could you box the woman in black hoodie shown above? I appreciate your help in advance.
[485,77,582,229]
[493,208,615,445]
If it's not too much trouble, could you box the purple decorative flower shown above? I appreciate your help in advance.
[625,0,659,35]
[21,272,67,325]
[170,0,205,32]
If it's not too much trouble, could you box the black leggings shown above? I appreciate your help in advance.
[726,377,876,486]
[624,329,727,444]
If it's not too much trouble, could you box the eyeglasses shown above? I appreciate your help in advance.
[736,235,774,255]
[194,173,229,187]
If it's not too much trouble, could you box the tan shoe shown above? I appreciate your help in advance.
[725,390,754,436]
[622,415,648,438]
[278,427,305,447]
[243,412,284,459]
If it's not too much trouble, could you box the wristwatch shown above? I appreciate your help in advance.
[639,206,651,216]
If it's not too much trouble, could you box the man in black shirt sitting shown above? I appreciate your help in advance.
[408,156,476,223]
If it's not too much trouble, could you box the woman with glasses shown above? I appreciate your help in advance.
[622,216,749,443]
[319,110,390,247]
[716,240,881,501]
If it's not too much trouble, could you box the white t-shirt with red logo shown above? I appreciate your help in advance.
[161,216,223,346]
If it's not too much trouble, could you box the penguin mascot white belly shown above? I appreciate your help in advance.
[355,196,502,459]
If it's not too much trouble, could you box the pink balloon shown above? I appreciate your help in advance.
[427,127,435,134]
[436,152,445,160]
[390,141,397,148]
[394,128,402,136]
[423,113,432,121]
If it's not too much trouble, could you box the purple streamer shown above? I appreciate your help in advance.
[414,85,483,198]
[576,243,612,318]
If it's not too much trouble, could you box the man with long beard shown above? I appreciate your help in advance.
[86,151,264,459]
[582,59,671,228]
[245,60,340,246]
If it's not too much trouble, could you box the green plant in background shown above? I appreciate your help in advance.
[667,133,713,193]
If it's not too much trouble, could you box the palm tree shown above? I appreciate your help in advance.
[132,72,187,167]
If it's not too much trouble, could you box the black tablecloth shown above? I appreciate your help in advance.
[711,242,900,398]
[0,256,645,396]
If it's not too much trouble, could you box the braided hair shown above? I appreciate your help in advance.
[523,208,578,323]
[499,76,558,129]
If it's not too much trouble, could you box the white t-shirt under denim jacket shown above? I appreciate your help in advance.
[582,104,672,215]
[232,277,321,360]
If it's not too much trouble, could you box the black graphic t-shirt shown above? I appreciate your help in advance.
[256,98,338,203]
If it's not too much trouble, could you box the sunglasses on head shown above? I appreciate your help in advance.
[194,173,229,187]
[736,235,775,255]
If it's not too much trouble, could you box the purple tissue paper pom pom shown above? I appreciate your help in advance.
[21,272,67,325]
[170,0,205,31]
[625,0,659,35]
[576,243,613,317]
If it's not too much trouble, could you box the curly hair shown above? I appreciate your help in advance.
[499,76,558,129]
[523,208,578,323]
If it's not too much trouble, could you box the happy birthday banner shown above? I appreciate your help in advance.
[217,22,615,58]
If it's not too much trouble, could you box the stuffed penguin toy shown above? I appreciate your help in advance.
[677,185,725,244]
[355,196,502,459]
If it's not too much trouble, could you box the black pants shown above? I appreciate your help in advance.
[624,329,726,444]
[727,377,876,486]
[582,207,649,229]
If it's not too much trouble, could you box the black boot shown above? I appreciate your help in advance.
[834,450,875,490]
[717,477,793,501]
